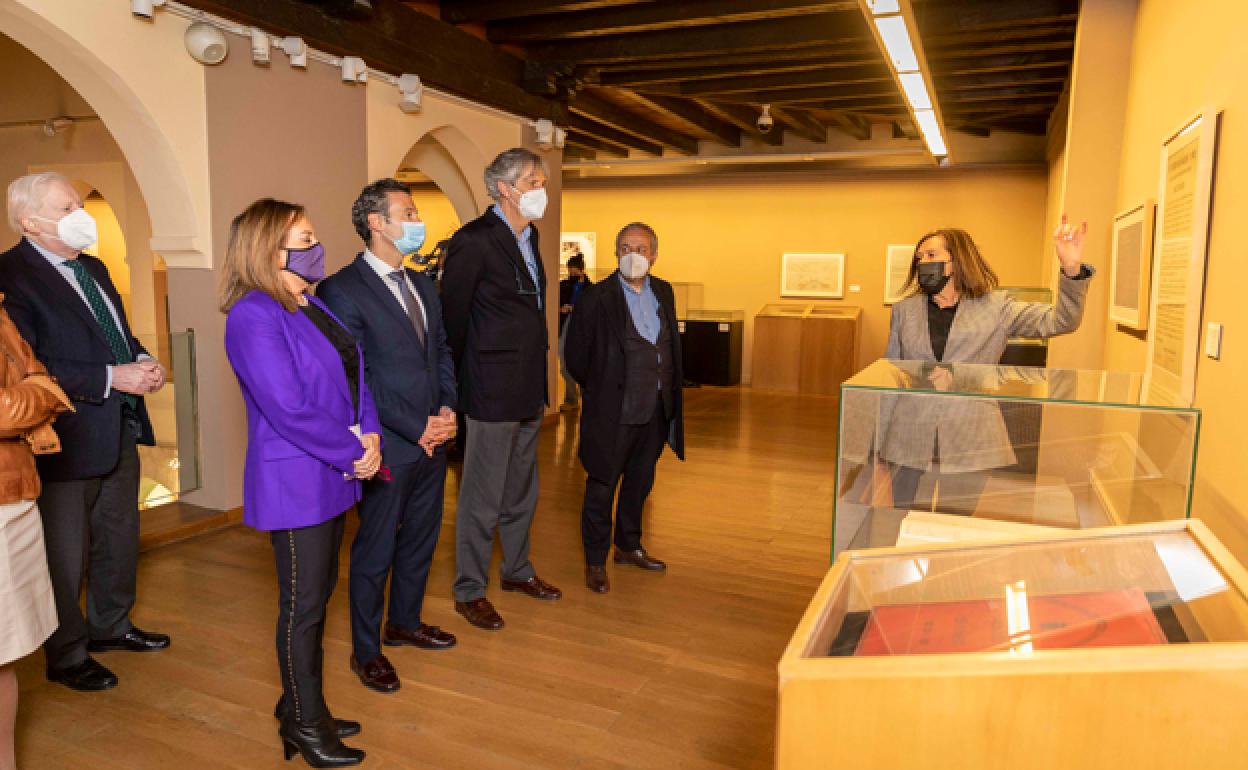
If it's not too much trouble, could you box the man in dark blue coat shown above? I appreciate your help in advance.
[318,179,458,694]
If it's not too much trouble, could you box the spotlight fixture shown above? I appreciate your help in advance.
[534,118,556,149]
[131,0,166,19]
[250,28,271,65]
[757,104,775,133]
[340,56,368,83]
[185,22,228,65]
[280,36,307,68]
[42,117,73,137]
[398,74,423,113]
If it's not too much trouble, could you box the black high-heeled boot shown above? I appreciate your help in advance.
[280,715,365,767]
[274,696,361,738]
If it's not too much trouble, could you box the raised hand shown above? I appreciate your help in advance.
[1053,213,1089,276]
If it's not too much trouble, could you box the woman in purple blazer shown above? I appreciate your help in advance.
[220,199,380,768]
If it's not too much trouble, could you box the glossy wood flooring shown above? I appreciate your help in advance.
[14,387,838,770]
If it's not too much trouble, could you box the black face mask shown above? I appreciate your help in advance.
[917,261,951,295]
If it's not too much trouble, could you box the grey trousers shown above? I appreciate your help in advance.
[558,324,578,405]
[39,429,140,670]
[453,411,542,602]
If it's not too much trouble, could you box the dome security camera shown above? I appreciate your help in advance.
[757,104,775,134]
[185,22,229,65]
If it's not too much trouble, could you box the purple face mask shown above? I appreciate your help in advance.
[284,242,326,284]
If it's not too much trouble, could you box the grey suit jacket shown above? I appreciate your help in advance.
[878,269,1093,474]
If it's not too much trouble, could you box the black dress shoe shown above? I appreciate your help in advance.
[88,626,171,653]
[275,697,360,738]
[280,716,365,767]
[455,598,505,631]
[500,575,563,600]
[613,547,667,571]
[383,623,457,650]
[350,654,400,694]
[585,565,610,594]
[47,657,118,691]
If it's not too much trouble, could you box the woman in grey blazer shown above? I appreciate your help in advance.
[880,216,1092,514]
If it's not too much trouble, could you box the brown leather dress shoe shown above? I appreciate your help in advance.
[350,654,400,694]
[383,623,457,650]
[585,566,610,594]
[501,575,563,600]
[455,598,505,630]
[613,547,667,571]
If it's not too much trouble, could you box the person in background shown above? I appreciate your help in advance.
[881,215,1092,513]
[440,147,562,632]
[221,198,380,768]
[0,297,71,770]
[558,253,591,409]
[0,172,169,694]
[318,179,459,697]
[565,223,685,594]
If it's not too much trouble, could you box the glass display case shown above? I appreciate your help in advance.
[834,359,1201,556]
[670,281,705,320]
[778,520,1248,770]
[680,309,744,386]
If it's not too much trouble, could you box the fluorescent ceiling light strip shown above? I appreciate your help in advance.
[913,109,947,156]
[898,72,931,110]
[866,0,901,13]
[874,15,919,72]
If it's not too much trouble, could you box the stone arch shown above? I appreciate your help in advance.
[0,2,205,266]
[398,124,487,224]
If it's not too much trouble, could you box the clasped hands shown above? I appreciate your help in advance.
[418,407,457,457]
[112,359,166,396]
[354,431,382,480]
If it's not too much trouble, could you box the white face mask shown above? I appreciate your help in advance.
[619,251,651,280]
[35,208,98,251]
[514,186,548,220]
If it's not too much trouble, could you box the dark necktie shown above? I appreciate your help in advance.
[388,270,427,349]
[65,259,137,409]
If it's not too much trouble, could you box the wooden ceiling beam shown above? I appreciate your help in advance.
[694,100,785,146]
[525,12,869,65]
[486,0,857,44]
[565,114,663,155]
[564,130,630,157]
[768,107,827,143]
[621,93,742,147]
[597,54,881,86]
[440,0,651,24]
[711,86,902,107]
[912,0,1079,31]
[631,64,891,98]
[924,23,1075,49]
[591,46,877,75]
[935,75,1068,93]
[177,0,567,120]
[571,92,700,153]
[826,112,872,140]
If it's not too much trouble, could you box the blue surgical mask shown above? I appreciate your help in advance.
[388,220,426,256]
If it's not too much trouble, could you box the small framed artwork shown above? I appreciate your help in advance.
[1108,200,1155,329]
[559,231,596,278]
[883,244,914,304]
[781,252,845,299]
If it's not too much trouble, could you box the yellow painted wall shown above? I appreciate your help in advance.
[1099,0,1248,558]
[562,169,1050,382]
[409,187,463,249]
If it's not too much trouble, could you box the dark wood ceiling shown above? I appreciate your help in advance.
[181,0,1079,159]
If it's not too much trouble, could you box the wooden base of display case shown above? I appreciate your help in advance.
[778,520,1248,770]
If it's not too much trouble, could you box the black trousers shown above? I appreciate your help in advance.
[349,450,446,663]
[39,427,140,670]
[891,464,989,517]
[272,514,345,726]
[581,407,668,566]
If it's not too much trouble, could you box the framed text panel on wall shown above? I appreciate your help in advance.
[1143,109,1221,407]
[884,245,913,305]
[1108,200,1155,330]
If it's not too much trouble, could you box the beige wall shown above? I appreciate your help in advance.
[1090,0,1248,558]
[562,169,1051,382]
[408,187,462,247]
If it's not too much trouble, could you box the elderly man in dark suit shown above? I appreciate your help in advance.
[440,147,563,631]
[318,179,460,694]
[0,172,169,692]
[565,222,685,594]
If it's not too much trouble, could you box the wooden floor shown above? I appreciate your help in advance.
[14,387,838,770]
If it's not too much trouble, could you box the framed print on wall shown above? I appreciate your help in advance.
[884,244,914,304]
[1108,200,1156,330]
[781,252,845,299]
[559,231,596,277]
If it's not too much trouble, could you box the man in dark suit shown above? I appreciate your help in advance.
[557,253,591,409]
[440,147,562,631]
[565,223,685,594]
[318,179,459,694]
[0,172,169,691]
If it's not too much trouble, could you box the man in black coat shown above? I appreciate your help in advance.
[565,222,685,594]
[557,253,590,409]
[318,179,459,695]
[440,148,562,631]
[0,172,169,692]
